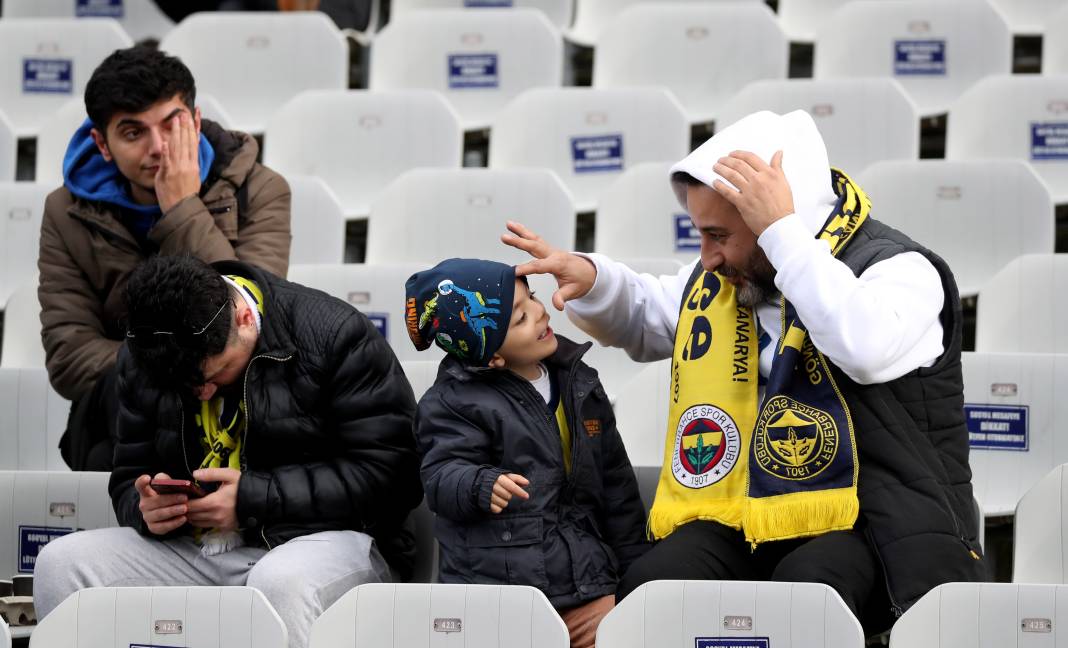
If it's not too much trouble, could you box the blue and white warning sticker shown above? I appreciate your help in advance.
[448,53,499,89]
[23,59,73,94]
[894,40,946,75]
[571,134,623,174]
[19,525,74,572]
[965,404,1028,450]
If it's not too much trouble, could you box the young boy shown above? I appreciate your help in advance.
[405,258,649,648]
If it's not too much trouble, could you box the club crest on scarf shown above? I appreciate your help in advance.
[671,404,742,489]
[754,396,838,481]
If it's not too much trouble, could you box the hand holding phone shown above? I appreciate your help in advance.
[149,478,210,498]
[135,473,194,535]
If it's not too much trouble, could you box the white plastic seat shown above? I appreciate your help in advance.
[593,2,787,124]
[369,8,562,131]
[366,168,574,265]
[946,75,1068,204]
[0,18,132,137]
[814,0,1012,117]
[390,0,573,30]
[1014,463,1068,583]
[858,160,1054,297]
[1,278,45,370]
[400,361,441,402]
[778,0,849,42]
[1046,5,1068,74]
[1,0,174,42]
[0,369,69,471]
[286,263,433,362]
[31,586,286,648]
[888,582,1068,647]
[0,616,8,648]
[609,359,672,468]
[566,0,759,47]
[597,580,864,647]
[490,87,689,212]
[976,254,1068,353]
[159,12,347,134]
[264,90,462,219]
[719,79,919,176]
[963,351,1068,517]
[0,182,50,306]
[0,111,14,182]
[0,471,113,579]
[308,583,568,648]
[407,498,439,584]
[989,0,1065,35]
[287,175,347,265]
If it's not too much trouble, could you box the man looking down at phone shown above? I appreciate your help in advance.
[34,255,422,648]
[502,111,986,632]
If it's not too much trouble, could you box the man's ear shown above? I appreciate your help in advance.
[487,354,506,370]
[235,299,256,329]
[193,105,202,134]
[90,127,112,162]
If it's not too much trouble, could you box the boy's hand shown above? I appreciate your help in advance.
[712,150,795,237]
[490,473,530,513]
[561,594,614,648]
[135,472,188,536]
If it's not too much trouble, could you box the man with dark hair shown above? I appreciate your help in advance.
[38,46,292,470]
[34,255,422,648]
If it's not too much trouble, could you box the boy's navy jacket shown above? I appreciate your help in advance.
[415,335,649,608]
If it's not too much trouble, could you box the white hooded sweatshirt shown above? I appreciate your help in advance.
[566,111,945,386]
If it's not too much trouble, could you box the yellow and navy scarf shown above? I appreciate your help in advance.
[649,170,869,545]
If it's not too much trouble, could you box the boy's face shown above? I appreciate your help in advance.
[493,279,558,368]
[90,93,200,201]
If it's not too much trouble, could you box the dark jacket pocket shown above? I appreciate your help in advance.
[462,514,548,590]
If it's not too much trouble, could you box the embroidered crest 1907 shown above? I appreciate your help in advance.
[754,395,839,481]
[671,404,741,489]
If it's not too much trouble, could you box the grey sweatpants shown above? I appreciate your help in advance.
[33,527,391,648]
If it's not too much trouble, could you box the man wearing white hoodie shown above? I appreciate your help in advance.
[503,111,985,629]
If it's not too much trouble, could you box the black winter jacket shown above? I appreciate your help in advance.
[415,337,649,609]
[109,261,423,578]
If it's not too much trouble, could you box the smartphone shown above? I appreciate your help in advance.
[149,479,211,498]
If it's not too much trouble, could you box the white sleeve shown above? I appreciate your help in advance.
[758,214,945,385]
[564,253,697,363]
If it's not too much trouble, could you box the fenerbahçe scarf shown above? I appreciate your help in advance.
[647,170,868,545]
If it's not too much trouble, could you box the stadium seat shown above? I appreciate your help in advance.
[1014,463,1068,583]
[594,162,692,262]
[0,471,114,581]
[0,0,174,42]
[0,18,132,137]
[369,8,562,131]
[858,160,1054,297]
[0,369,69,471]
[407,498,439,584]
[286,263,433,362]
[264,89,462,219]
[888,582,1068,647]
[814,0,1012,117]
[989,0,1064,35]
[159,12,347,134]
[777,0,848,42]
[0,616,8,648]
[400,361,441,402]
[308,583,569,648]
[597,580,864,647]
[1,279,45,370]
[976,254,1068,353]
[565,0,761,47]
[946,74,1068,204]
[34,94,232,187]
[718,79,919,176]
[287,175,347,265]
[1046,6,1068,74]
[963,351,1068,517]
[593,2,787,125]
[391,0,573,30]
[30,586,287,648]
[0,182,49,307]
[610,359,671,468]
[490,87,688,212]
[632,464,660,515]
[366,168,575,266]
[0,111,13,182]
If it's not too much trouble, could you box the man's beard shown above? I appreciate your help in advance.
[718,249,777,308]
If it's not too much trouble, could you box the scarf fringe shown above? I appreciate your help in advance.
[743,487,859,545]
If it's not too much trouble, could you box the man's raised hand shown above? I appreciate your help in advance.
[500,221,597,311]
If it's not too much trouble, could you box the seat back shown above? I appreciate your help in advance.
[160,12,347,133]
[287,175,347,265]
[597,580,864,647]
[308,583,568,647]
[30,586,287,648]
[976,254,1068,353]
[370,8,562,131]
[1,279,46,369]
[814,0,1012,116]
[0,18,132,137]
[489,87,688,212]
[888,582,1068,647]
[610,359,672,468]
[0,110,14,182]
[400,360,441,402]
[390,0,573,30]
[566,0,757,47]
[1013,463,1068,583]
[0,471,114,579]
[963,351,1068,517]
[264,90,462,218]
[946,74,1068,204]
[859,160,1054,297]
[719,78,919,176]
[593,2,787,124]
[1,0,174,42]
[0,183,49,306]
[366,168,574,265]
[0,369,68,471]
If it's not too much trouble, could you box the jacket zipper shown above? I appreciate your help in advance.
[239,352,293,551]
[865,525,905,619]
